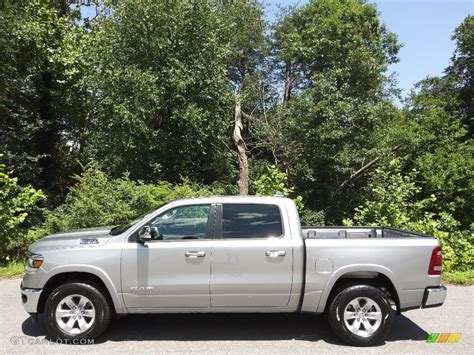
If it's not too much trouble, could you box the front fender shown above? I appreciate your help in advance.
[42,264,126,314]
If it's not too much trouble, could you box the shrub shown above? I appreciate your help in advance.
[0,154,45,261]
[255,165,304,210]
[344,160,473,272]
[300,209,326,226]
[41,164,224,235]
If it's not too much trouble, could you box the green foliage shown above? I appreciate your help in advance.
[0,1,90,201]
[385,80,474,229]
[376,16,473,231]
[273,0,401,221]
[300,209,326,227]
[432,218,473,273]
[0,260,25,278]
[274,0,400,97]
[222,0,267,86]
[0,154,45,261]
[446,15,473,134]
[344,160,431,228]
[442,270,474,285]
[84,0,236,185]
[41,164,224,235]
[344,160,473,272]
[255,165,293,197]
[255,165,304,210]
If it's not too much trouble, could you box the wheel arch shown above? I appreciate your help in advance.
[37,269,124,314]
[317,265,401,314]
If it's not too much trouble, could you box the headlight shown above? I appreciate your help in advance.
[26,253,44,270]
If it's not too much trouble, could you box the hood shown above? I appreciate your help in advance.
[29,227,112,253]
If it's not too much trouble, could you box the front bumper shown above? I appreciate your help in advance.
[20,281,42,314]
[422,286,447,308]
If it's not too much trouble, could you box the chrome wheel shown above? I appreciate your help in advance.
[55,294,96,335]
[343,297,382,338]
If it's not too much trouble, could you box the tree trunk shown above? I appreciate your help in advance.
[280,61,295,177]
[233,89,249,195]
[283,60,294,105]
[37,70,60,194]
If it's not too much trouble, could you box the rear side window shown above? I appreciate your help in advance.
[221,204,283,239]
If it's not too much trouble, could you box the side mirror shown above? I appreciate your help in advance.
[138,226,153,241]
[138,225,161,242]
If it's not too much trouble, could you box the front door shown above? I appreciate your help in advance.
[210,203,294,307]
[121,204,213,310]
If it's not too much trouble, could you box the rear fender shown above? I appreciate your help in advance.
[316,264,401,313]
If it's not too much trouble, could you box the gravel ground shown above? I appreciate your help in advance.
[0,278,472,354]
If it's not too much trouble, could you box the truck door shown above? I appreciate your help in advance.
[121,204,214,309]
[210,203,293,307]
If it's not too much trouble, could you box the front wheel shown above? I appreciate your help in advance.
[44,282,112,341]
[327,285,394,346]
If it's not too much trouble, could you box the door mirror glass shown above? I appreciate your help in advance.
[138,226,161,242]
[138,226,152,241]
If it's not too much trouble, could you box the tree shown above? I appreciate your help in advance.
[382,15,474,229]
[393,84,474,229]
[344,160,434,228]
[0,0,91,203]
[83,0,235,185]
[446,15,473,136]
[272,0,401,221]
[221,0,268,195]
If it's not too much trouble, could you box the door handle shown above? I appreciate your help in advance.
[185,251,206,258]
[265,250,286,257]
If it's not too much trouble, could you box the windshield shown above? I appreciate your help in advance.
[109,204,165,236]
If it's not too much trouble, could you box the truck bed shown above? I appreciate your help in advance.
[300,226,440,313]
[302,226,433,239]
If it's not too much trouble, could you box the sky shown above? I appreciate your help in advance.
[267,0,473,97]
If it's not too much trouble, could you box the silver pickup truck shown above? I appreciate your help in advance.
[21,196,446,346]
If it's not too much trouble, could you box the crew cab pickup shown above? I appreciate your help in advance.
[21,196,447,346]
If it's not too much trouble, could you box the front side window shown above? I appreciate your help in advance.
[147,204,211,241]
[221,204,283,239]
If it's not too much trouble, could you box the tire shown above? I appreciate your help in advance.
[44,281,112,341]
[327,285,394,346]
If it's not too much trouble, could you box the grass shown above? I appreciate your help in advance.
[0,261,25,279]
[442,270,474,285]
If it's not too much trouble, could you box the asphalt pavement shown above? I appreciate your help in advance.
[1,278,472,354]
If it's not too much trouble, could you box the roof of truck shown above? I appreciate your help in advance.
[168,195,293,204]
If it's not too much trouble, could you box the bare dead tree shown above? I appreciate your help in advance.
[233,89,249,195]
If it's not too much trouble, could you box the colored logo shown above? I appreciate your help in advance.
[426,333,462,343]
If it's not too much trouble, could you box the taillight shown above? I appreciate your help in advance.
[428,246,443,275]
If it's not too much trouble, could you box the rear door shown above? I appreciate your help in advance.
[210,203,293,307]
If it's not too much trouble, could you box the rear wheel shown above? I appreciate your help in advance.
[44,282,112,341]
[327,285,394,346]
